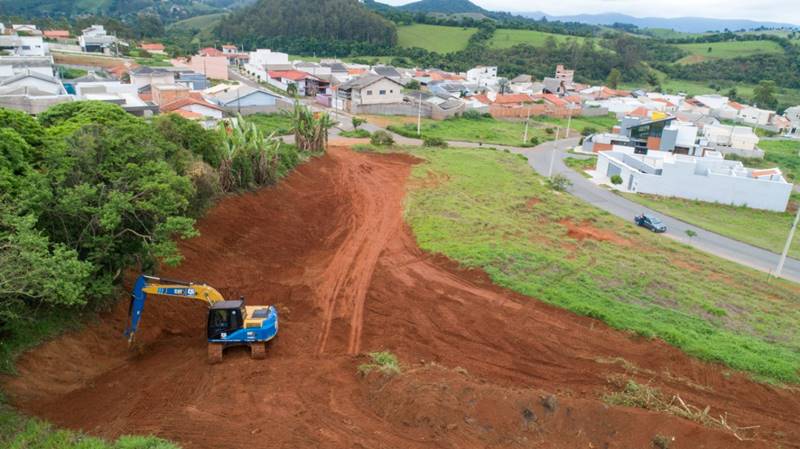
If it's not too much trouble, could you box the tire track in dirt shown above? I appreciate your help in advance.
[2,146,799,449]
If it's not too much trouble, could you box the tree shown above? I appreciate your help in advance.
[498,78,510,94]
[351,116,366,130]
[290,101,334,152]
[606,68,621,89]
[405,79,420,90]
[753,80,778,110]
[153,114,224,168]
[286,82,298,98]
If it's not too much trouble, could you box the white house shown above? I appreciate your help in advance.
[245,49,289,81]
[79,25,117,53]
[784,105,800,137]
[207,84,284,115]
[337,74,404,111]
[0,56,54,80]
[694,94,729,110]
[0,35,48,56]
[130,66,175,89]
[703,124,759,151]
[0,69,72,114]
[738,105,773,126]
[11,24,41,35]
[594,146,792,212]
[466,66,498,89]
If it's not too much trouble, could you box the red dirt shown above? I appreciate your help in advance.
[561,219,633,246]
[3,147,800,448]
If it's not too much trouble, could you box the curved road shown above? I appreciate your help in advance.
[521,137,800,283]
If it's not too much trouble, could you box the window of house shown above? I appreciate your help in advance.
[366,90,373,95]
[390,90,394,93]
[379,90,386,95]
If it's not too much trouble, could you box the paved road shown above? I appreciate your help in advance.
[519,138,800,283]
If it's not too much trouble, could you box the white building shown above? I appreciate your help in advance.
[0,35,49,56]
[244,49,289,81]
[0,56,55,80]
[738,105,773,126]
[703,124,759,151]
[129,66,175,89]
[0,69,73,114]
[784,105,800,137]
[466,66,498,89]
[79,25,117,53]
[594,146,792,212]
[694,94,729,110]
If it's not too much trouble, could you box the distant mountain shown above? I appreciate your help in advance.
[397,0,486,15]
[520,12,798,33]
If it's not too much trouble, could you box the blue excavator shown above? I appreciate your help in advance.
[125,274,278,363]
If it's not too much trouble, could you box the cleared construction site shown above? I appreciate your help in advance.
[3,147,799,449]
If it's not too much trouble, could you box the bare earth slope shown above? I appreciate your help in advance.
[3,147,799,448]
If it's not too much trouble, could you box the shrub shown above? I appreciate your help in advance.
[462,109,485,120]
[370,130,394,146]
[351,116,366,130]
[548,174,572,191]
[423,136,448,147]
[581,126,598,136]
[357,351,401,376]
[545,127,555,135]
[610,174,623,185]
[529,136,540,145]
[340,129,371,138]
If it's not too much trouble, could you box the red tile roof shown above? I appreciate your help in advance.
[268,70,316,81]
[199,47,225,57]
[161,97,222,114]
[140,43,165,51]
[468,94,491,105]
[172,110,203,119]
[44,30,70,38]
[728,101,745,110]
[628,106,650,118]
[752,168,780,177]
[540,93,567,107]
[222,44,237,49]
[493,93,533,105]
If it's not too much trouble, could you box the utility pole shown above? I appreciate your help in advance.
[565,107,573,139]
[775,204,800,277]
[523,106,531,144]
[417,91,422,136]
[548,126,560,178]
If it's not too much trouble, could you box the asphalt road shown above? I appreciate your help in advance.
[521,138,800,283]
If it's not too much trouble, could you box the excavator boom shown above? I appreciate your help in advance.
[125,274,225,343]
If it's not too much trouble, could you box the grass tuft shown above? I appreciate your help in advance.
[358,351,402,376]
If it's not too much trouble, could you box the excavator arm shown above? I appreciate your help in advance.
[124,274,226,343]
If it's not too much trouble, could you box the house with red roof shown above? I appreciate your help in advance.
[161,96,223,126]
[43,30,70,40]
[267,70,327,96]
[139,43,166,55]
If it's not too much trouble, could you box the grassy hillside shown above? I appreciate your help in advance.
[676,40,784,64]
[404,147,800,383]
[488,28,589,49]
[397,24,477,53]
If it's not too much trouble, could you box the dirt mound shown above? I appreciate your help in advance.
[561,219,632,246]
[3,147,799,449]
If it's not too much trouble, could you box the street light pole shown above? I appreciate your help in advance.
[565,107,573,138]
[775,204,800,277]
[417,91,422,136]
[548,126,560,178]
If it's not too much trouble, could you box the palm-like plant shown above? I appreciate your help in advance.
[290,101,334,153]
[216,115,281,192]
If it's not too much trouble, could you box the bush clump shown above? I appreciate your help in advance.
[370,130,395,146]
[358,351,401,376]
[423,136,448,147]
[610,174,623,185]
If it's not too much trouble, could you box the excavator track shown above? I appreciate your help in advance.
[249,342,266,360]
[207,343,223,364]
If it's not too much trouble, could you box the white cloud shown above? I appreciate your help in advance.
[378,0,800,25]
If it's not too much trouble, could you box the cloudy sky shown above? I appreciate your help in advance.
[378,0,800,24]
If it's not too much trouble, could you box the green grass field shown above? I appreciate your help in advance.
[379,115,616,147]
[675,40,785,64]
[0,404,179,449]
[246,113,294,136]
[488,29,589,49]
[404,147,800,383]
[745,140,800,183]
[619,77,800,107]
[622,193,800,260]
[397,24,477,53]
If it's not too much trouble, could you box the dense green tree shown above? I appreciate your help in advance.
[753,80,779,110]
[606,68,621,89]
[152,113,224,168]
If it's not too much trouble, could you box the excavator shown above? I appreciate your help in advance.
[124,274,278,363]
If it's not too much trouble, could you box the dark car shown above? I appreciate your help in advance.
[634,214,667,233]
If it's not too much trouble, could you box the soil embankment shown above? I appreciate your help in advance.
[4,147,799,448]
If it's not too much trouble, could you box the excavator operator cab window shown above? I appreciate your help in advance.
[207,300,245,340]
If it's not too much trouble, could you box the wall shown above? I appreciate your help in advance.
[355,78,403,105]
[0,94,72,114]
[188,56,228,80]
[598,151,792,211]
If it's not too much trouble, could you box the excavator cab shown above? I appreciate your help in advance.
[207,300,245,340]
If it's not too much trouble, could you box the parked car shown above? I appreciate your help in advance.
[634,214,667,233]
